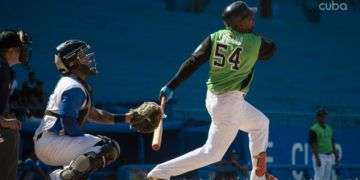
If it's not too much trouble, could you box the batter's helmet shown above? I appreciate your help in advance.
[222,1,257,27]
[54,40,97,76]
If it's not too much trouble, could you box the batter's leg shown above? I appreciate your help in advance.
[239,100,270,180]
[147,121,239,180]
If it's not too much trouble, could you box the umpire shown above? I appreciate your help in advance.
[0,29,31,180]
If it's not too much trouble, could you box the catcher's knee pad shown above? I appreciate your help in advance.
[255,152,267,177]
[95,136,121,165]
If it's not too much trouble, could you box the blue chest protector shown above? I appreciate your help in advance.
[49,87,86,136]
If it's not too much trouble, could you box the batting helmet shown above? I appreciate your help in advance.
[222,1,257,28]
[54,40,97,76]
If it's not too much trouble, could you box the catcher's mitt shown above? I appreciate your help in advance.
[128,102,162,133]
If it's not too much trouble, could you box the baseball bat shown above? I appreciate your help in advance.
[151,96,166,151]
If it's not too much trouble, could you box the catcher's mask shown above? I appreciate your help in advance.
[55,39,97,76]
[0,29,32,65]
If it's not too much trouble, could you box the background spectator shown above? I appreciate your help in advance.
[10,69,18,95]
[22,71,39,92]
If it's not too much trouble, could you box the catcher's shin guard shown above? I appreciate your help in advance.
[95,136,121,166]
[60,154,93,180]
[60,137,120,179]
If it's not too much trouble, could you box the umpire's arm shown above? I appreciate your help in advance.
[0,65,10,115]
[0,66,20,130]
[166,36,211,90]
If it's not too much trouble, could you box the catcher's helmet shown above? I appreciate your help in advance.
[0,30,32,65]
[222,1,257,27]
[55,40,97,76]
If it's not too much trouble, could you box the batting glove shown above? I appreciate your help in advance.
[160,86,174,101]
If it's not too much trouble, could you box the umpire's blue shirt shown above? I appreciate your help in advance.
[0,57,12,116]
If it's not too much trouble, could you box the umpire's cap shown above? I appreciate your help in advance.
[222,1,257,26]
[0,30,32,64]
[0,30,24,49]
[316,107,329,116]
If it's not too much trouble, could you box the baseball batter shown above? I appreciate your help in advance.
[148,1,277,180]
[33,40,162,180]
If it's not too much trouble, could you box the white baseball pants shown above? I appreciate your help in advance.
[33,132,102,166]
[148,90,270,180]
[313,154,335,180]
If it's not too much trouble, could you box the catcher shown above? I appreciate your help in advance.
[33,39,162,180]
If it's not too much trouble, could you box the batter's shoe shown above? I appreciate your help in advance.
[255,152,267,176]
[266,173,278,180]
[254,152,278,180]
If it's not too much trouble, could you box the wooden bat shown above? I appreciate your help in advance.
[152,96,166,151]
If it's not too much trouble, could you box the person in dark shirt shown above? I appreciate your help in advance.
[0,29,31,180]
[23,71,37,88]
[22,71,41,95]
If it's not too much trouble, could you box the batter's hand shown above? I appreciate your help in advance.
[159,86,174,101]
[335,156,340,166]
[316,158,321,167]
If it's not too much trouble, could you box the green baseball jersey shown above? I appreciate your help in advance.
[310,123,334,154]
[207,29,262,94]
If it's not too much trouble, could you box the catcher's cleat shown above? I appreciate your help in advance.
[266,173,278,180]
[49,169,62,180]
[255,152,267,176]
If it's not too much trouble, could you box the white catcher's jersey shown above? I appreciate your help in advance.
[35,76,88,136]
[33,76,101,168]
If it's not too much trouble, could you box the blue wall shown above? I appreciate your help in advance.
[2,0,360,114]
[4,1,360,178]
